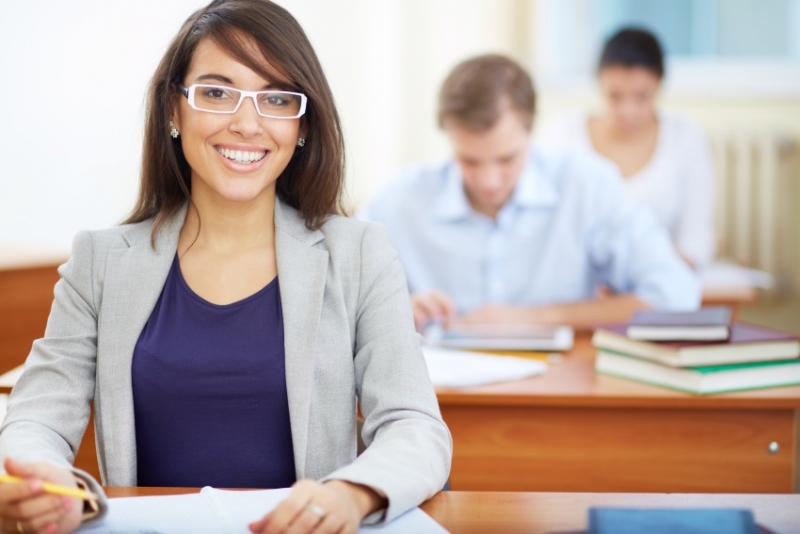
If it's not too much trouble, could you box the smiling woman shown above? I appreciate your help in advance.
[0,2,452,534]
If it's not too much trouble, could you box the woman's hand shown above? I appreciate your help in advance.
[248,479,385,534]
[0,458,82,534]
[411,291,456,329]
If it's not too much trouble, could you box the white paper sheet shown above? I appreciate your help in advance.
[78,488,449,534]
[699,262,773,289]
[423,346,547,387]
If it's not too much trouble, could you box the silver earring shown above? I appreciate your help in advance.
[297,137,305,147]
[170,121,179,139]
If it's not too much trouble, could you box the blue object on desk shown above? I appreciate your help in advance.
[588,507,758,534]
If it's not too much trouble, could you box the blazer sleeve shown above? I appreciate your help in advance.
[320,223,452,522]
[0,231,108,523]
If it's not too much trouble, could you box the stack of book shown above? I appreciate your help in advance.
[592,307,800,395]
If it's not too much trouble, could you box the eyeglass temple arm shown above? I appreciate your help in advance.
[177,83,189,98]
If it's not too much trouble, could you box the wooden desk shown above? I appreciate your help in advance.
[0,249,66,371]
[702,286,758,320]
[104,487,800,534]
[437,335,800,493]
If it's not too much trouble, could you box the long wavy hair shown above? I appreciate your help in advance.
[124,0,346,244]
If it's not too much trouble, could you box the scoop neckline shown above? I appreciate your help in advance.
[584,113,665,182]
[172,254,278,309]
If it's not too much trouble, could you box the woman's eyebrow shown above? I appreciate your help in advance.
[193,73,295,91]
[195,73,235,84]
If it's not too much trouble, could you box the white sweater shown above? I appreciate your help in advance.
[539,111,716,267]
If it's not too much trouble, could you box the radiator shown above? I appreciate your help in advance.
[708,130,798,291]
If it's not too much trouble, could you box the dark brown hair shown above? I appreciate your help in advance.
[599,27,664,79]
[124,0,345,241]
[438,54,536,132]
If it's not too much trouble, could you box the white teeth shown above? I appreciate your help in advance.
[215,146,267,164]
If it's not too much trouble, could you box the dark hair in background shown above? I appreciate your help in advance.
[438,54,536,132]
[125,0,346,242]
[598,27,665,79]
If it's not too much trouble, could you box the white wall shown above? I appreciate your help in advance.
[0,1,209,251]
[0,0,525,252]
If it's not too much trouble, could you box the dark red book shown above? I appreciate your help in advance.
[592,322,800,367]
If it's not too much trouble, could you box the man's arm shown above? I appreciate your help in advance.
[454,294,649,332]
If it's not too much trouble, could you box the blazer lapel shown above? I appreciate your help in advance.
[274,200,328,478]
[97,206,185,485]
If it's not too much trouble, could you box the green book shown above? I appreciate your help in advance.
[595,349,800,394]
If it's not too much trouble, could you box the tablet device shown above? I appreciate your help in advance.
[424,323,574,351]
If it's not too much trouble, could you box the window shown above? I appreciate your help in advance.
[534,0,800,96]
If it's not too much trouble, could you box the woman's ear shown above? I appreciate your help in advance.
[168,90,182,133]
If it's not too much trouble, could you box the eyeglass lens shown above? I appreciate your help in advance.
[193,85,303,118]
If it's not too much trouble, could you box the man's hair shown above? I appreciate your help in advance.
[599,27,665,79]
[438,54,536,132]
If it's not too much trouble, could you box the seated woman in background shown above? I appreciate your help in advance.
[0,1,451,533]
[540,28,716,268]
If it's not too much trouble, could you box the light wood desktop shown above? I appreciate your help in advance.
[437,334,800,494]
[104,487,800,534]
[702,286,758,320]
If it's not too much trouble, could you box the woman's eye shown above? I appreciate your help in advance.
[203,88,231,99]
[264,95,289,107]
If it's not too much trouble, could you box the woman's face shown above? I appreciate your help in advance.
[597,65,661,134]
[172,38,303,205]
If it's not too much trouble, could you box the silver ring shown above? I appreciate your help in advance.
[304,503,327,519]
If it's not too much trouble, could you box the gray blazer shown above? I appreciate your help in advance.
[0,200,452,523]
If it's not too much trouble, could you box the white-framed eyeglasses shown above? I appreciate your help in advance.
[178,83,307,119]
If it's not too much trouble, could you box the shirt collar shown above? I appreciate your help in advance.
[509,147,559,209]
[430,147,559,221]
[430,162,474,221]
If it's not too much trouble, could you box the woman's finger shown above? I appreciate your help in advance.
[17,501,68,534]
[259,481,315,534]
[283,504,324,534]
[308,511,346,534]
[0,479,43,507]
[2,493,64,520]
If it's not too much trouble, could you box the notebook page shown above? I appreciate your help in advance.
[205,488,450,534]
[77,492,221,534]
[78,488,449,533]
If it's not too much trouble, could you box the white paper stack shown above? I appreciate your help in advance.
[78,487,449,534]
[423,346,547,388]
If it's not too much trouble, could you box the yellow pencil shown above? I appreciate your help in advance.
[0,474,95,500]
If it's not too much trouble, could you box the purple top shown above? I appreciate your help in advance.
[132,255,296,488]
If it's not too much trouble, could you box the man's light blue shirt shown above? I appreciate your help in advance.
[359,146,700,313]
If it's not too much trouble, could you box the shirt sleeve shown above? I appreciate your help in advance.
[674,122,716,268]
[586,161,702,311]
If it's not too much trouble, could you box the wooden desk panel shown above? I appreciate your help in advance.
[0,264,61,371]
[444,405,793,492]
[103,488,800,534]
[437,336,800,493]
